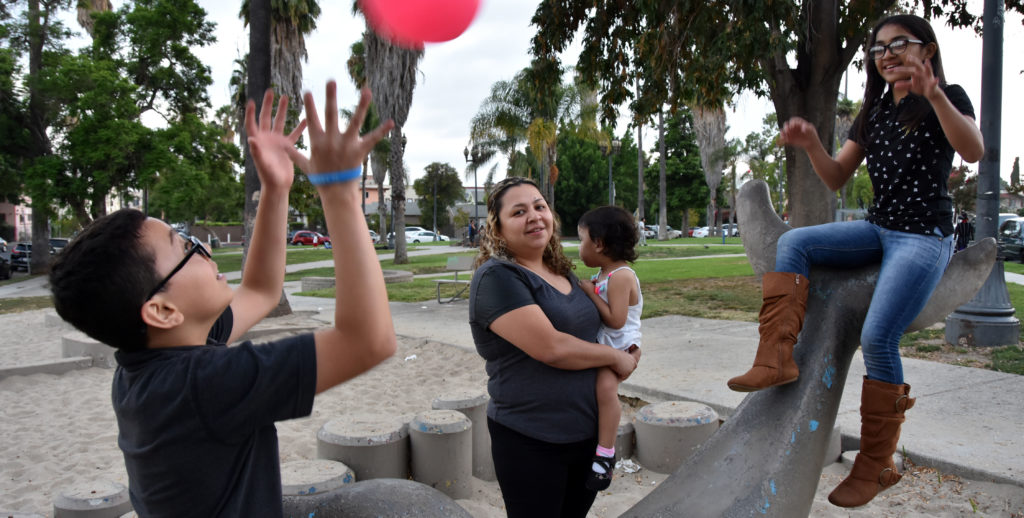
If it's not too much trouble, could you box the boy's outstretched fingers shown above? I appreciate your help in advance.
[291,81,394,176]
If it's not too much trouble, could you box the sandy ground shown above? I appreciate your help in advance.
[1,308,1022,517]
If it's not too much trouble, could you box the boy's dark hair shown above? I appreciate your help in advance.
[578,206,639,263]
[50,209,158,351]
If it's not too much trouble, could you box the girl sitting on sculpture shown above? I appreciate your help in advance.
[727,13,984,508]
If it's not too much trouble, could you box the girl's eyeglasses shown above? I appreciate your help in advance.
[145,235,212,300]
[868,38,924,60]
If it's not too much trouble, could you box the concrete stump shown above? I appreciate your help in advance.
[300,277,335,292]
[822,425,843,469]
[432,390,495,481]
[616,415,636,460]
[61,332,117,369]
[409,410,473,499]
[317,416,409,481]
[634,401,719,474]
[281,478,472,518]
[281,459,355,497]
[53,479,133,518]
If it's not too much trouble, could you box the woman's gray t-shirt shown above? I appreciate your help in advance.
[469,257,601,443]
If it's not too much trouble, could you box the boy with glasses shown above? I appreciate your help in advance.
[49,82,396,517]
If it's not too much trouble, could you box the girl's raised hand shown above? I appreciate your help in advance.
[287,81,394,180]
[903,55,941,101]
[778,117,819,151]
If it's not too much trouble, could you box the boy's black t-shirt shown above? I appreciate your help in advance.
[112,308,317,517]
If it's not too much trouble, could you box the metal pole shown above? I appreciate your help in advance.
[432,175,437,241]
[945,0,1019,346]
[608,154,614,205]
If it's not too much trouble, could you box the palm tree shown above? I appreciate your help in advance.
[76,0,112,38]
[468,67,596,207]
[692,103,727,236]
[346,37,390,240]
[239,0,320,118]
[364,28,423,264]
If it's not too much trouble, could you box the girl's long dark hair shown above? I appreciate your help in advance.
[853,14,946,144]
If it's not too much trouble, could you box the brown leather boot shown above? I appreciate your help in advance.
[828,377,916,508]
[727,272,809,392]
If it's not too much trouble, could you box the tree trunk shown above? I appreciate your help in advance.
[27,0,51,274]
[658,110,667,240]
[761,0,881,227]
[637,109,645,220]
[390,128,407,263]
[693,104,725,236]
[246,0,291,317]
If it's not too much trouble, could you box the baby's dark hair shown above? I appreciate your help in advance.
[578,206,639,262]
[50,209,158,351]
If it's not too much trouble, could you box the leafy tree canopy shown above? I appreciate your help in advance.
[412,162,465,232]
[644,109,708,228]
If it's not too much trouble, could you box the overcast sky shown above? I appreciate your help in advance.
[188,2,1023,188]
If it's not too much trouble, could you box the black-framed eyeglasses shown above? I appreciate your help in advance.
[868,38,924,60]
[146,235,211,300]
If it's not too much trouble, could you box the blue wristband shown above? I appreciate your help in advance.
[308,167,362,186]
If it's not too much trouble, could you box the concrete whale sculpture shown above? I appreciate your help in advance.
[621,179,995,517]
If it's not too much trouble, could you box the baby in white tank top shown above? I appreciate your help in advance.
[576,206,643,491]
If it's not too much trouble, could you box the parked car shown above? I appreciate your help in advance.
[49,237,69,255]
[643,225,656,238]
[11,242,30,271]
[369,229,379,243]
[692,227,710,238]
[722,223,740,237]
[648,225,683,239]
[291,230,331,246]
[997,217,1024,262]
[0,239,10,280]
[406,230,449,243]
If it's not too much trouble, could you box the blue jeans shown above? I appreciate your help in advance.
[774,220,954,384]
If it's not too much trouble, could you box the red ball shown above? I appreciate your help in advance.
[360,0,481,49]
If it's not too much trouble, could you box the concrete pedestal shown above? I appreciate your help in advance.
[616,415,636,460]
[634,401,719,474]
[432,390,495,481]
[61,332,117,369]
[281,459,356,497]
[317,416,409,480]
[409,410,472,499]
[53,479,132,518]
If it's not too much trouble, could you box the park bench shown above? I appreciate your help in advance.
[433,255,475,304]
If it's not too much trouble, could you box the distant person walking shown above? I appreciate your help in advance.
[637,217,647,246]
[954,213,974,252]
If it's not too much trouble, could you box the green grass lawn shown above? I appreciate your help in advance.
[4,243,1023,375]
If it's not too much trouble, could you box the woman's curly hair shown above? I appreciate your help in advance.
[475,176,575,276]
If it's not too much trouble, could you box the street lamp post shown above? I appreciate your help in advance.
[944,0,1019,346]
[432,173,437,242]
[601,139,622,205]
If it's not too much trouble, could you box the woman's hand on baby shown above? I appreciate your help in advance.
[579,278,595,295]
[612,349,638,381]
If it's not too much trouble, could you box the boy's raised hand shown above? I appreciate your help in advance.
[288,81,394,177]
[245,89,307,192]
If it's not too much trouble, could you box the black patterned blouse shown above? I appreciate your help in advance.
[849,84,975,237]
